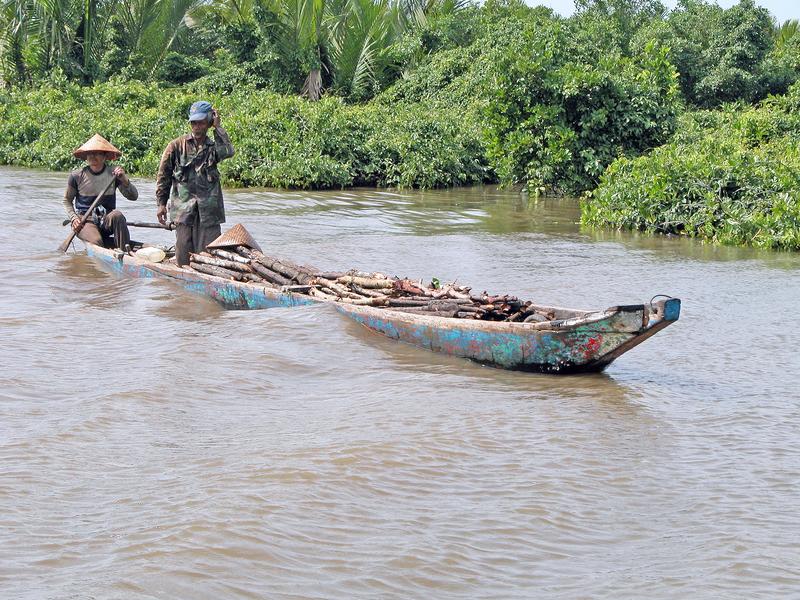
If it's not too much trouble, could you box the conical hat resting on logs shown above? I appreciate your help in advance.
[207,223,263,252]
[73,134,122,160]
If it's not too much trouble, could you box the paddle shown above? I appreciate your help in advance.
[58,178,116,253]
[127,221,175,230]
[61,219,175,231]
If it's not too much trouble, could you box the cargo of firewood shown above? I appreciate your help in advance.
[185,244,553,323]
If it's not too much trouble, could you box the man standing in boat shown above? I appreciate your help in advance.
[63,134,138,250]
[155,101,235,267]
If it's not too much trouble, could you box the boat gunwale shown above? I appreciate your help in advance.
[332,299,666,335]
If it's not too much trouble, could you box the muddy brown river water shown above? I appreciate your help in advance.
[1,165,799,599]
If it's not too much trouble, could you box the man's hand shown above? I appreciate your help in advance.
[156,205,167,225]
[71,217,83,233]
[211,109,221,129]
[112,166,130,186]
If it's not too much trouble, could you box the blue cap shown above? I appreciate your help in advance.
[188,100,213,122]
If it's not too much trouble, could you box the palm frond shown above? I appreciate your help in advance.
[774,18,798,49]
[329,0,393,98]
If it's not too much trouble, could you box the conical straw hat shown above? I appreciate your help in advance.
[207,223,263,252]
[73,134,122,160]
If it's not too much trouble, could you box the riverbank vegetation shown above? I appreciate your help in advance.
[582,84,800,250]
[1,0,799,248]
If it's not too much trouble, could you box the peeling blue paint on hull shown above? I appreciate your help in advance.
[334,300,681,373]
[85,243,316,310]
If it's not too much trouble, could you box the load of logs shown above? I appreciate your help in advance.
[188,246,554,323]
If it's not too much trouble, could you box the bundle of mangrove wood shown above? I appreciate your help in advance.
[188,246,554,323]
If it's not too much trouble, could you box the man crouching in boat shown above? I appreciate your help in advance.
[63,134,138,250]
[155,101,235,267]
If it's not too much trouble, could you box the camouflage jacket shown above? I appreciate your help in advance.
[155,128,234,225]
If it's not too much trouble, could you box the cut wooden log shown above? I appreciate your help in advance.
[350,284,388,298]
[250,262,292,286]
[336,275,395,289]
[208,248,251,264]
[387,298,430,307]
[189,261,244,281]
[231,247,312,282]
[233,245,257,260]
[393,279,427,295]
[319,285,363,300]
[446,287,472,300]
[347,270,392,280]
[257,255,315,285]
[444,303,483,313]
[242,272,271,284]
[191,252,254,273]
[318,279,364,299]
[506,310,525,322]
[386,306,459,318]
[340,296,388,306]
[245,273,278,285]
[309,287,339,302]
[308,286,386,305]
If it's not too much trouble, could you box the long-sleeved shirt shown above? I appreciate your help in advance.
[63,165,138,220]
[154,128,234,226]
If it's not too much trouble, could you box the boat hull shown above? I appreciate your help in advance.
[334,299,681,373]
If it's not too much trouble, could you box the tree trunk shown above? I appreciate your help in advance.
[301,68,322,101]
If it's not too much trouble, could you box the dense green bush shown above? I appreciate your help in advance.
[631,0,797,107]
[582,86,800,250]
[0,81,488,189]
[381,0,680,195]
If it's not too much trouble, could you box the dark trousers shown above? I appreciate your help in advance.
[175,216,222,267]
[77,210,130,250]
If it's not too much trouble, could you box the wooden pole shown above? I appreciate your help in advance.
[128,221,175,230]
[58,178,116,253]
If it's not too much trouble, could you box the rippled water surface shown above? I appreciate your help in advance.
[1,166,799,599]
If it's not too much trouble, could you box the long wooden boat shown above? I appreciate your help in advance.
[84,242,680,373]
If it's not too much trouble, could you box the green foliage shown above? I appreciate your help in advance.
[762,20,800,96]
[484,5,680,194]
[382,0,681,194]
[693,0,774,106]
[0,0,206,85]
[0,81,487,188]
[155,52,210,84]
[573,0,667,55]
[632,0,789,107]
[582,85,800,250]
